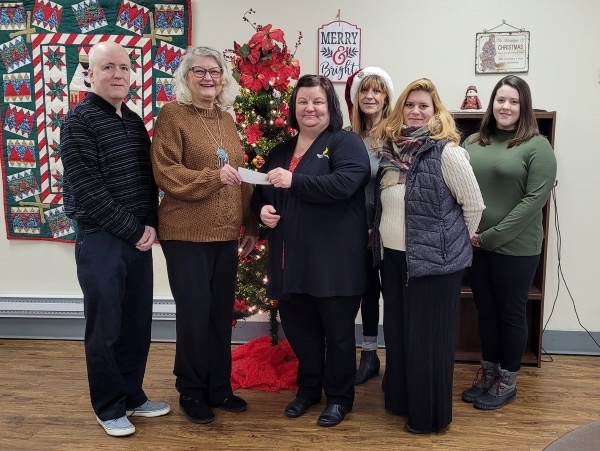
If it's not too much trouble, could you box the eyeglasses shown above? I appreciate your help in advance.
[189,67,223,79]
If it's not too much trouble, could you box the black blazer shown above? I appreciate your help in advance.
[251,129,370,300]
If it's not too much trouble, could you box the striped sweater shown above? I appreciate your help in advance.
[61,93,158,245]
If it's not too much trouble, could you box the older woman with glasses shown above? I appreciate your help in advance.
[151,46,258,425]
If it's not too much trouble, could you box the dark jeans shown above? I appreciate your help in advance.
[467,250,540,372]
[161,240,238,404]
[76,228,153,420]
[279,294,361,407]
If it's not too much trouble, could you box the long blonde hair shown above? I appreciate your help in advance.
[373,78,460,144]
[350,75,393,137]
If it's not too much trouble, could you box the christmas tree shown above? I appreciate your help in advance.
[225,10,301,344]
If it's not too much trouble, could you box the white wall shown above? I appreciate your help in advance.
[1,0,599,334]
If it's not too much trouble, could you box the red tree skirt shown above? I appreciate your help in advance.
[231,335,298,392]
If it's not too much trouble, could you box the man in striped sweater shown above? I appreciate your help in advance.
[61,41,169,437]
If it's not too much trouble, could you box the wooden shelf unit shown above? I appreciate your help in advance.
[452,111,556,368]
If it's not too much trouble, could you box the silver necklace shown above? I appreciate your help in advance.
[193,106,229,167]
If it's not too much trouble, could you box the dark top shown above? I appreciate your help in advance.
[251,129,370,300]
[61,93,158,245]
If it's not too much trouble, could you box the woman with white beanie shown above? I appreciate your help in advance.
[344,67,394,385]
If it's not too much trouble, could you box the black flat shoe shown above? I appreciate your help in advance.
[405,423,431,434]
[284,397,319,418]
[210,394,247,413]
[179,395,215,424]
[317,404,351,427]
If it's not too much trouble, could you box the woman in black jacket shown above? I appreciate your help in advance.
[251,74,370,428]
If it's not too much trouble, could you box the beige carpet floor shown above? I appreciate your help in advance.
[544,420,600,450]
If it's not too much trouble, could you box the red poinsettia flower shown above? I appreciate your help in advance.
[258,67,277,90]
[250,24,285,54]
[246,45,262,65]
[239,71,266,92]
[245,123,263,144]
[224,18,301,94]
[234,299,250,314]
[273,77,289,92]
[269,46,284,63]
[236,59,254,76]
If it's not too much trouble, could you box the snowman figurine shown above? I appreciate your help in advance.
[460,85,482,110]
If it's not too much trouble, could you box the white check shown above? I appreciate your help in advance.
[238,167,271,185]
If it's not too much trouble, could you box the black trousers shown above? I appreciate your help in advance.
[360,250,381,338]
[278,294,361,407]
[467,250,540,372]
[161,240,238,403]
[75,228,153,421]
[382,248,461,432]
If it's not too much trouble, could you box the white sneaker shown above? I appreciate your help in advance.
[126,400,171,417]
[96,415,135,437]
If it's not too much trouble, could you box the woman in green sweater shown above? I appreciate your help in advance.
[461,75,557,410]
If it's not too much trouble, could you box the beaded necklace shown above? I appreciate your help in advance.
[193,106,229,167]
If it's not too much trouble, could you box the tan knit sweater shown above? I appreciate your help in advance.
[151,102,258,242]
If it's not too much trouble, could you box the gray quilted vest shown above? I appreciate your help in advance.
[404,139,472,277]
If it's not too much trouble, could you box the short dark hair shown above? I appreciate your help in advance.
[472,75,539,148]
[288,75,343,131]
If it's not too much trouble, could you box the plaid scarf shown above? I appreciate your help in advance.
[380,125,430,187]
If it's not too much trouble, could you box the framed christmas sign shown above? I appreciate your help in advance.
[475,21,530,74]
[317,20,360,83]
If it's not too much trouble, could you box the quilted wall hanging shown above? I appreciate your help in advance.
[0,0,192,241]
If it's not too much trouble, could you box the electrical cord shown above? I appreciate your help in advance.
[541,184,600,362]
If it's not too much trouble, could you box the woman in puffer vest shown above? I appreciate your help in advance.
[371,78,484,434]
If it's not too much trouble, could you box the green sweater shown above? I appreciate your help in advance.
[463,129,557,256]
